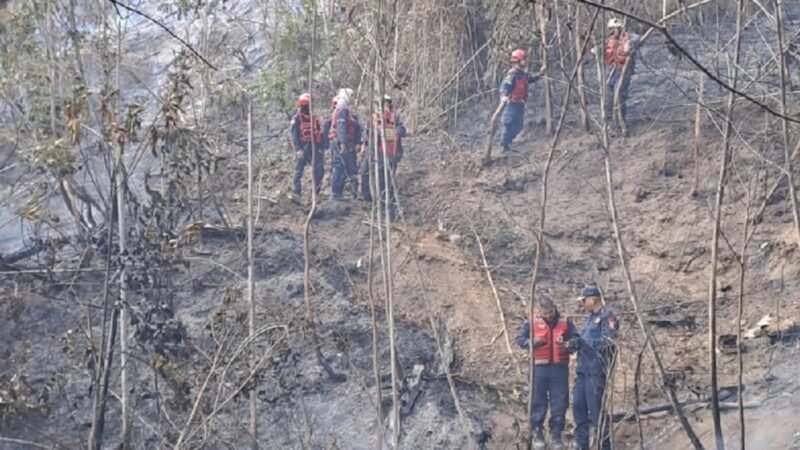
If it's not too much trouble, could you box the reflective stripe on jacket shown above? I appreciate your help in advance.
[373,109,398,157]
[509,68,529,102]
[533,315,570,365]
[298,113,322,144]
[329,106,358,144]
[604,31,634,67]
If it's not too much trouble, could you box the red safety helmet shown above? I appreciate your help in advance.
[510,49,527,63]
[296,93,311,106]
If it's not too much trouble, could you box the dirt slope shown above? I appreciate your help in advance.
[4,81,800,450]
[4,3,800,448]
[261,92,800,447]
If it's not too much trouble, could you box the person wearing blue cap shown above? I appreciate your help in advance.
[568,284,619,450]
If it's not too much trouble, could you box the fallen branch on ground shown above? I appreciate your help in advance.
[614,399,760,423]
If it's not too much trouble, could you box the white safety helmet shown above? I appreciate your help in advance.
[607,18,624,29]
[335,88,354,107]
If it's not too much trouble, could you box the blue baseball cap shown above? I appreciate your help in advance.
[578,285,602,300]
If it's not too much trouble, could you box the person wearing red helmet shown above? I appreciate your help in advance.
[290,93,323,200]
[499,49,547,153]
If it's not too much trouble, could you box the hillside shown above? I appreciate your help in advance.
[2,0,800,449]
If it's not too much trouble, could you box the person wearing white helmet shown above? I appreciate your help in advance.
[335,88,353,107]
[607,17,624,29]
[602,18,639,124]
[328,88,361,200]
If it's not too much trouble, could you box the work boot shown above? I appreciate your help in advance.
[532,429,546,450]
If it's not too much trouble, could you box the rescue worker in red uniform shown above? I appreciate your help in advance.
[361,95,407,214]
[516,298,578,450]
[290,93,323,199]
[602,18,639,123]
[329,88,362,200]
[499,49,546,152]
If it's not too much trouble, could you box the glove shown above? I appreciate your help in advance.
[567,336,584,354]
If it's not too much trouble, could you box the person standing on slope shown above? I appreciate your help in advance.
[290,93,323,202]
[361,95,407,213]
[569,284,619,450]
[602,18,639,124]
[498,49,546,153]
[329,88,362,200]
[516,298,578,450]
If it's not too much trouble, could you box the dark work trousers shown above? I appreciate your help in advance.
[331,144,358,199]
[604,62,634,123]
[500,102,525,149]
[359,154,372,201]
[361,148,403,200]
[531,364,569,437]
[362,153,398,215]
[293,145,324,196]
[573,372,611,450]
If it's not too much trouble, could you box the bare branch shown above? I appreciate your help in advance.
[106,0,218,70]
[472,228,513,354]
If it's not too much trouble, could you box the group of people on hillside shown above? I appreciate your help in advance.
[289,19,638,210]
[288,20,634,448]
[500,18,639,152]
[289,87,407,217]
[517,285,619,450]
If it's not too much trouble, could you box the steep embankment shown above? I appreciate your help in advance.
[259,89,800,447]
[4,2,800,449]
